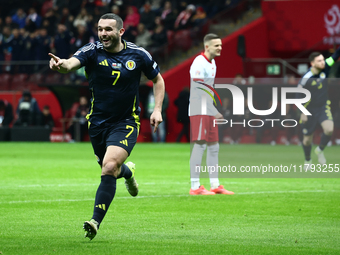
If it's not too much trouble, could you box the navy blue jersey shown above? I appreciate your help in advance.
[299,49,340,108]
[73,40,160,125]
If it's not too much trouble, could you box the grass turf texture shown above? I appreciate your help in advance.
[0,142,339,255]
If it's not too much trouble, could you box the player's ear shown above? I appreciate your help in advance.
[119,28,125,36]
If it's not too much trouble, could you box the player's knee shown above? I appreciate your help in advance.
[324,127,333,136]
[303,136,312,146]
[102,160,120,177]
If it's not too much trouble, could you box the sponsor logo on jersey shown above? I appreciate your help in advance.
[126,60,136,70]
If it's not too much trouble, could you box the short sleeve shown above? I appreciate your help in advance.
[141,49,160,80]
[190,58,205,79]
[72,43,97,67]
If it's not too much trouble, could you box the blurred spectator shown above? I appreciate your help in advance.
[26,8,42,32]
[111,5,121,17]
[20,28,35,73]
[124,6,140,28]
[140,3,157,31]
[11,8,27,29]
[150,16,167,48]
[174,87,190,142]
[146,90,169,142]
[149,17,167,63]
[135,23,152,49]
[71,24,92,52]
[54,24,73,59]
[174,4,195,30]
[14,90,41,126]
[161,1,176,31]
[191,6,207,27]
[40,105,54,128]
[67,96,89,141]
[73,8,91,29]
[0,99,14,127]
[5,16,19,30]
[233,73,246,85]
[58,7,74,31]
[41,0,54,17]
[123,6,140,42]
[42,8,58,37]
[9,28,24,73]
[34,28,52,69]
[68,0,85,17]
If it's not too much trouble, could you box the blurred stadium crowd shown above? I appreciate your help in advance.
[0,0,241,75]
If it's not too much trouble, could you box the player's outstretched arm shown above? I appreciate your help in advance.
[150,73,165,133]
[48,53,81,74]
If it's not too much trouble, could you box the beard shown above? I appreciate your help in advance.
[101,32,120,50]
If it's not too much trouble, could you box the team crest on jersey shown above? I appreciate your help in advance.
[320,72,326,79]
[195,70,201,75]
[125,60,136,70]
[112,63,122,69]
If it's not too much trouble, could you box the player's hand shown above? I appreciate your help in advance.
[150,110,163,133]
[48,53,64,71]
[300,113,307,123]
[214,112,223,119]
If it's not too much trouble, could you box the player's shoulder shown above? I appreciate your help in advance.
[74,41,103,56]
[299,70,314,86]
[125,41,153,61]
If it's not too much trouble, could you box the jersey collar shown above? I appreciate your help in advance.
[201,52,212,63]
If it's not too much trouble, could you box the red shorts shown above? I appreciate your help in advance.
[190,115,218,142]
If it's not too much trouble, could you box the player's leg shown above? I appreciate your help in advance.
[315,119,334,164]
[300,111,317,169]
[189,115,214,195]
[302,134,313,169]
[206,116,234,195]
[84,145,128,240]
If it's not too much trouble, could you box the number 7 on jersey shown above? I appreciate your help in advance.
[112,71,121,85]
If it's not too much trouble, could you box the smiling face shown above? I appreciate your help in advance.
[205,38,222,59]
[98,19,124,52]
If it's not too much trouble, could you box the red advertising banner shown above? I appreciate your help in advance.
[262,0,340,52]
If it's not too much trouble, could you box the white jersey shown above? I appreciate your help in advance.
[189,53,218,116]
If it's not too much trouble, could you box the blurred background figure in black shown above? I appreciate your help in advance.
[0,99,14,127]
[14,90,41,126]
[175,87,190,142]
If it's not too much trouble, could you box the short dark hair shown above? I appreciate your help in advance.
[203,33,220,44]
[309,52,322,62]
[99,13,123,29]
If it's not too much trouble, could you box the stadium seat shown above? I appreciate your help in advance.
[0,73,12,90]
[167,30,175,52]
[45,73,63,84]
[10,73,28,91]
[26,73,45,91]
[174,30,192,51]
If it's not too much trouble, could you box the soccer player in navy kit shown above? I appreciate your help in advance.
[298,47,340,169]
[49,13,165,240]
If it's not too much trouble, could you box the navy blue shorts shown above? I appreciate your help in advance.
[88,118,140,166]
[300,103,333,136]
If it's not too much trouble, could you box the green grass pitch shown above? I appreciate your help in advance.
[0,142,339,255]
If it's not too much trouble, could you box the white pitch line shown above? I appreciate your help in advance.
[0,190,338,204]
